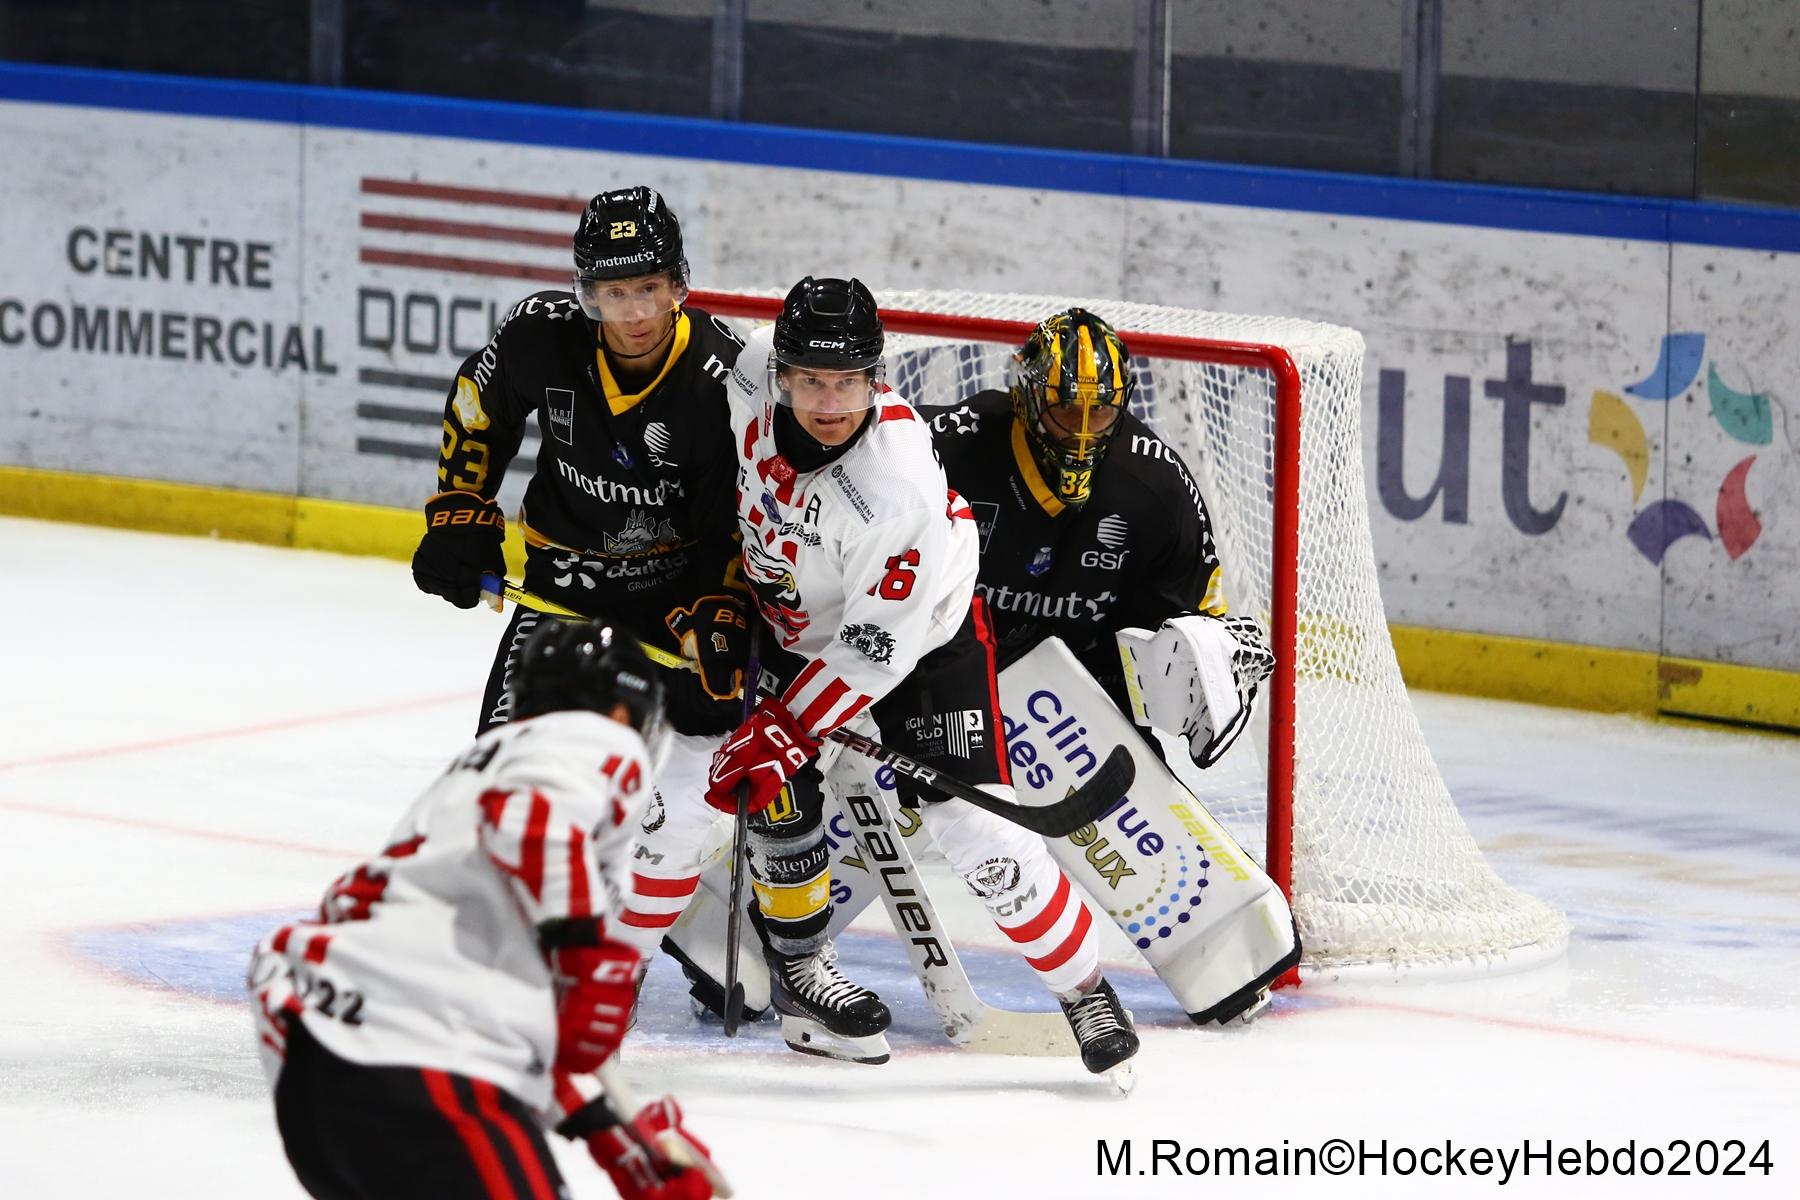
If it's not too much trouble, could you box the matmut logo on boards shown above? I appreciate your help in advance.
[352,176,588,469]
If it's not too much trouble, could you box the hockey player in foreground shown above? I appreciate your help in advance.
[923,307,1298,1023]
[247,620,729,1200]
[682,276,1139,1075]
[410,184,752,820]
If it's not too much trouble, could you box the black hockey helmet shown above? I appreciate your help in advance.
[508,618,666,747]
[1009,308,1135,508]
[572,186,688,320]
[772,276,884,373]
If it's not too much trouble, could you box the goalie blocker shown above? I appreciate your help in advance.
[665,637,1298,1031]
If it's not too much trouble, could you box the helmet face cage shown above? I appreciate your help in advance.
[1009,308,1134,506]
[769,276,886,412]
[572,186,689,322]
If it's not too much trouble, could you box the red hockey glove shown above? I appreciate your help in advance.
[412,491,506,609]
[665,594,750,702]
[552,938,643,1076]
[584,1096,728,1200]
[704,698,819,815]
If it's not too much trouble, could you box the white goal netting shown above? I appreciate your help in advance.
[705,286,1568,978]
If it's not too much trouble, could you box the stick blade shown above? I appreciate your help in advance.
[1013,744,1136,837]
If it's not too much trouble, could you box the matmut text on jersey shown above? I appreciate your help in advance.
[432,290,745,603]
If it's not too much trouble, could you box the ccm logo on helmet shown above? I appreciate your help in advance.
[808,339,847,349]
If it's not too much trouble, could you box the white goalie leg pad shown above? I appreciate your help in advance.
[1118,614,1274,768]
[615,731,728,956]
[921,792,1100,999]
[1003,638,1300,1025]
[662,880,773,1018]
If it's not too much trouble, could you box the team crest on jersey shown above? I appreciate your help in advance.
[971,501,999,552]
[603,509,680,556]
[743,538,808,642]
[1027,547,1054,576]
[966,857,1021,898]
[544,388,575,444]
[839,622,895,665]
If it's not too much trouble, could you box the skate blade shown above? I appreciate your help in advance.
[1103,1060,1137,1096]
[779,1015,891,1065]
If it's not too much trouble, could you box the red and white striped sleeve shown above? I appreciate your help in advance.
[475,736,650,930]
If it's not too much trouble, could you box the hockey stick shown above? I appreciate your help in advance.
[481,575,1136,837]
[720,624,762,1039]
[834,786,1077,1057]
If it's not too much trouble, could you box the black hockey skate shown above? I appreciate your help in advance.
[765,942,892,1065]
[1060,977,1139,1091]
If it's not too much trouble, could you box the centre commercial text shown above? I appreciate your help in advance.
[0,227,337,374]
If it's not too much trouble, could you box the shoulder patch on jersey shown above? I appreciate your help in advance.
[828,464,876,524]
[840,622,896,665]
[452,375,489,431]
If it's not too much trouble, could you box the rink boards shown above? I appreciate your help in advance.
[0,63,1797,727]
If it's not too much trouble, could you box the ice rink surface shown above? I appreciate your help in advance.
[2,516,1795,1198]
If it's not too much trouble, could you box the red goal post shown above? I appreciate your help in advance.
[692,286,1567,979]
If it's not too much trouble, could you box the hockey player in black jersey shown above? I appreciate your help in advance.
[410,186,752,825]
[918,308,1293,1027]
[924,308,1275,772]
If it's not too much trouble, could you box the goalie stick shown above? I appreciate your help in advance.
[480,575,1135,838]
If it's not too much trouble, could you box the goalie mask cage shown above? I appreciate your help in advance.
[695,287,1568,979]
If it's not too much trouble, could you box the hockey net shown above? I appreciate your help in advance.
[694,287,1568,978]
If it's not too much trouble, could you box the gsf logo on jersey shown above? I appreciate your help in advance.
[1080,548,1128,569]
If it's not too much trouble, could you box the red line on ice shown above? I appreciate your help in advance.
[1312,994,1800,1072]
[0,691,475,772]
[0,798,359,859]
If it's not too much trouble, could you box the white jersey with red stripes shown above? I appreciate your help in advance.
[247,711,651,1118]
[725,325,979,735]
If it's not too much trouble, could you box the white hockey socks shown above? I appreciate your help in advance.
[922,789,1100,999]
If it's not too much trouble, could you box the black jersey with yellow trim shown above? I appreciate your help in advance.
[432,289,745,608]
[925,389,1225,695]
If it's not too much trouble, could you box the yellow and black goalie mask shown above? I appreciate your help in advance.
[1009,308,1134,507]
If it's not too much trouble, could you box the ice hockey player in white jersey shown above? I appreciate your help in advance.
[616,276,1139,1075]
[246,620,729,1200]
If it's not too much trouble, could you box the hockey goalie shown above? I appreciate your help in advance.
[665,308,1299,1051]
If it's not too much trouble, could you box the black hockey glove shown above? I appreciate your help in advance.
[412,491,506,609]
[664,595,750,702]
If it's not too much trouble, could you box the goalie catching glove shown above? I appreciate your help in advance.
[1118,613,1275,767]
[561,1094,731,1200]
[704,698,819,815]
